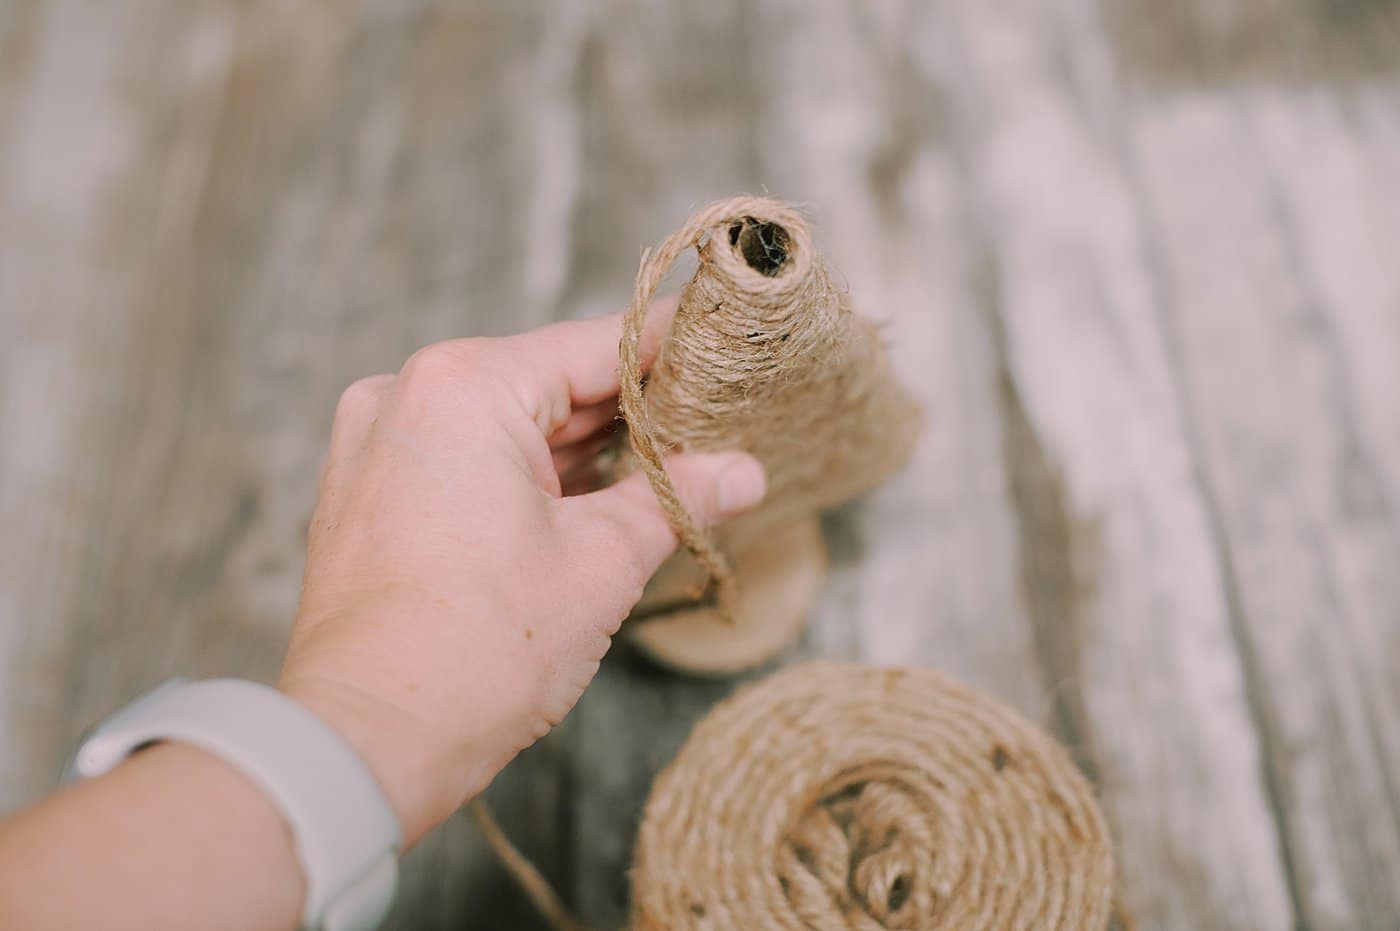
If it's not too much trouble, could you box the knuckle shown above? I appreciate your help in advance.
[335,375,389,421]
[399,339,488,391]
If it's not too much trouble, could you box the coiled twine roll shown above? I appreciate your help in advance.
[619,197,921,611]
[476,662,1119,930]
[630,662,1116,930]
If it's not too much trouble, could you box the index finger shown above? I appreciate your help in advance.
[505,294,681,434]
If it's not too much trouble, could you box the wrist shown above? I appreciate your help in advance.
[276,676,467,847]
[1,741,306,931]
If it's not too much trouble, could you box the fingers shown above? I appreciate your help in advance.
[552,432,616,483]
[505,295,680,435]
[548,399,621,448]
[387,297,678,444]
[559,451,766,591]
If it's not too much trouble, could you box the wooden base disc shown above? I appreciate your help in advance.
[624,517,828,677]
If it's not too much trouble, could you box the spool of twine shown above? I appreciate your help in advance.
[479,661,1120,930]
[618,197,921,615]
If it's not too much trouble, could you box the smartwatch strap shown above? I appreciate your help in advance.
[65,678,401,931]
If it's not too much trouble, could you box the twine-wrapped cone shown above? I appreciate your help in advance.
[619,197,921,615]
[478,661,1119,930]
[631,662,1117,930]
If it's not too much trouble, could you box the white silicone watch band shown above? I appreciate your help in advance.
[65,679,402,931]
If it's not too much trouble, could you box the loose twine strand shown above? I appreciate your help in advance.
[468,800,591,931]
[617,198,797,618]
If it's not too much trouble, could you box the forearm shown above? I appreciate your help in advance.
[0,743,303,931]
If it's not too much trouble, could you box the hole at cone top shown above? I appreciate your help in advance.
[729,217,791,276]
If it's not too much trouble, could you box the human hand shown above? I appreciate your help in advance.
[277,300,766,845]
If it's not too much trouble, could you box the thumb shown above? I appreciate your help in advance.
[563,451,766,584]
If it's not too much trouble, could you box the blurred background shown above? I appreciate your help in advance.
[2,1,1399,928]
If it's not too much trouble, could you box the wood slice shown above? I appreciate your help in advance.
[624,517,827,677]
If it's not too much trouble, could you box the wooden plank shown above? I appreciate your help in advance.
[0,3,568,928]
[4,2,1399,929]
[1103,0,1400,85]
[1076,1,1400,926]
[597,1,1293,927]
[1089,3,1400,927]
[559,3,1062,923]
[747,0,1010,704]
[0,0,42,164]
[183,7,581,928]
[890,2,1301,928]
[758,1,1054,723]
[0,0,240,804]
[545,3,794,926]
[1126,80,1400,929]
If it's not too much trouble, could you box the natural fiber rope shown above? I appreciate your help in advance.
[479,661,1119,930]
[468,800,591,931]
[630,662,1116,930]
[618,197,920,619]
[474,200,1120,928]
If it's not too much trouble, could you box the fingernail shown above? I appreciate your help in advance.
[716,454,767,514]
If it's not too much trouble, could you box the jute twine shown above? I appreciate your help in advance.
[470,201,1122,928]
[480,661,1119,930]
[618,197,921,616]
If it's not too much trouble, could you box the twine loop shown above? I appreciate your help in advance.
[619,197,817,616]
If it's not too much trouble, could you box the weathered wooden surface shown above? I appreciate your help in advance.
[2,1,1398,928]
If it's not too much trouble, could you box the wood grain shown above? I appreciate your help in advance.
[2,1,1398,929]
